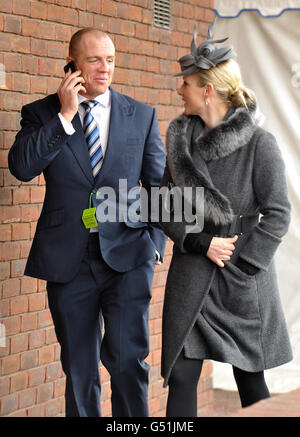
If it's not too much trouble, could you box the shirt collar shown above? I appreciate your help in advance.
[78,88,111,108]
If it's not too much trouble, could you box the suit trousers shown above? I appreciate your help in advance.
[47,233,155,417]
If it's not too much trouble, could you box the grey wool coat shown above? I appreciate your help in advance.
[159,105,293,387]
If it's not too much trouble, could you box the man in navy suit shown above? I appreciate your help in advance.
[9,28,167,417]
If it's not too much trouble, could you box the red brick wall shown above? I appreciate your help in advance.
[0,0,215,417]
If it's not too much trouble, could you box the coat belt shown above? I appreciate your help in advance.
[203,214,259,237]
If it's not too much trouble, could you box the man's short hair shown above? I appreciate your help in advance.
[69,28,111,58]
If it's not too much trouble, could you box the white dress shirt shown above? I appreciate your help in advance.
[58,88,112,167]
[58,89,111,233]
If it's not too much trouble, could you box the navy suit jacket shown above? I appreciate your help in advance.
[9,88,167,283]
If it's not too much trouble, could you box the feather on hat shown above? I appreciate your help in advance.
[175,18,236,76]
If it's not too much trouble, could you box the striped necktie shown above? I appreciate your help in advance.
[81,100,103,177]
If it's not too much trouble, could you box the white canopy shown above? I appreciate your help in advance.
[214,0,300,17]
[210,4,300,394]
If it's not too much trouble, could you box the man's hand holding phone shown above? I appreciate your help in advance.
[58,61,86,123]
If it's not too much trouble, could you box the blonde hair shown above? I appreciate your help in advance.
[197,59,255,107]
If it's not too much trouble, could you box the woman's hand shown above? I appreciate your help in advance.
[206,235,238,267]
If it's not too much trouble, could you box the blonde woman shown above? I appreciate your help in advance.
[160,20,292,416]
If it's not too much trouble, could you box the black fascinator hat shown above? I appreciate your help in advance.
[175,18,236,76]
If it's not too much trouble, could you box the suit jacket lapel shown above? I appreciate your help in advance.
[94,88,134,187]
[66,112,94,185]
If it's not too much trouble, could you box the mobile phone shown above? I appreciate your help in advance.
[64,60,77,74]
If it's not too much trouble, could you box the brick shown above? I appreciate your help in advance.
[72,0,86,10]
[93,14,109,31]
[116,2,128,19]
[12,72,30,93]
[142,8,152,25]
[38,309,53,328]
[37,21,56,40]
[0,376,10,397]
[20,204,40,222]
[19,388,37,409]
[54,377,65,398]
[3,53,22,72]
[12,0,30,15]
[45,397,63,417]
[28,366,46,387]
[10,295,28,315]
[79,10,93,27]
[48,5,78,25]
[3,170,19,188]
[0,33,11,51]
[102,0,117,16]
[0,393,18,415]
[38,345,55,365]
[27,403,45,417]
[45,326,58,345]
[21,349,38,370]
[4,16,21,34]
[30,221,37,238]
[46,362,62,381]
[30,1,48,19]
[54,344,61,361]
[128,5,142,22]
[20,240,32,258]
[11,35,31,54]
[37,382,53,403]
[10,372,28,392]
[86,0,101,13]
[55,24,72,43]
[10,333,28,353]
[20,277,38,294]
[38,58,57,76]
[29,329,46,349]
[11,223,30,241]
[37,279,46,292]
[30,38,47,56]
[21,312,38,332]
[0,91,23,110]
[30,75,47,94]
[29,293,45,312]
[22,55,39,74]
[47,41,67,59]
[136,23,148,40]
[11,259,27,278]
[0,187,12,205]
[12,186,30,205]
[0,0,12,13]
[0,113,14,132]
[3,316,21,336]
[0,299,9,317]
[0,261,10,280]
[2,354,20,375]
[2,278,20,298]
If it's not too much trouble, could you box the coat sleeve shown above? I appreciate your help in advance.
[238,131,291,271]
[140,108,167,260]
[8,103,70,182]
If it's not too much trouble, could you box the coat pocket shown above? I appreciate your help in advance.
[219,261,260,319]
[36,208,64,231]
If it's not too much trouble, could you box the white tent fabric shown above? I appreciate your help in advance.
[210,6,300,393]
[214,0,300,17]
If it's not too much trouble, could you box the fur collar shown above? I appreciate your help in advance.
[166,105,257,225]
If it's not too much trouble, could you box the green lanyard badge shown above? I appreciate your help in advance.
[82,192,98,229]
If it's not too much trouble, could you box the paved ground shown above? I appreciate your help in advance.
[198,388,300,417]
